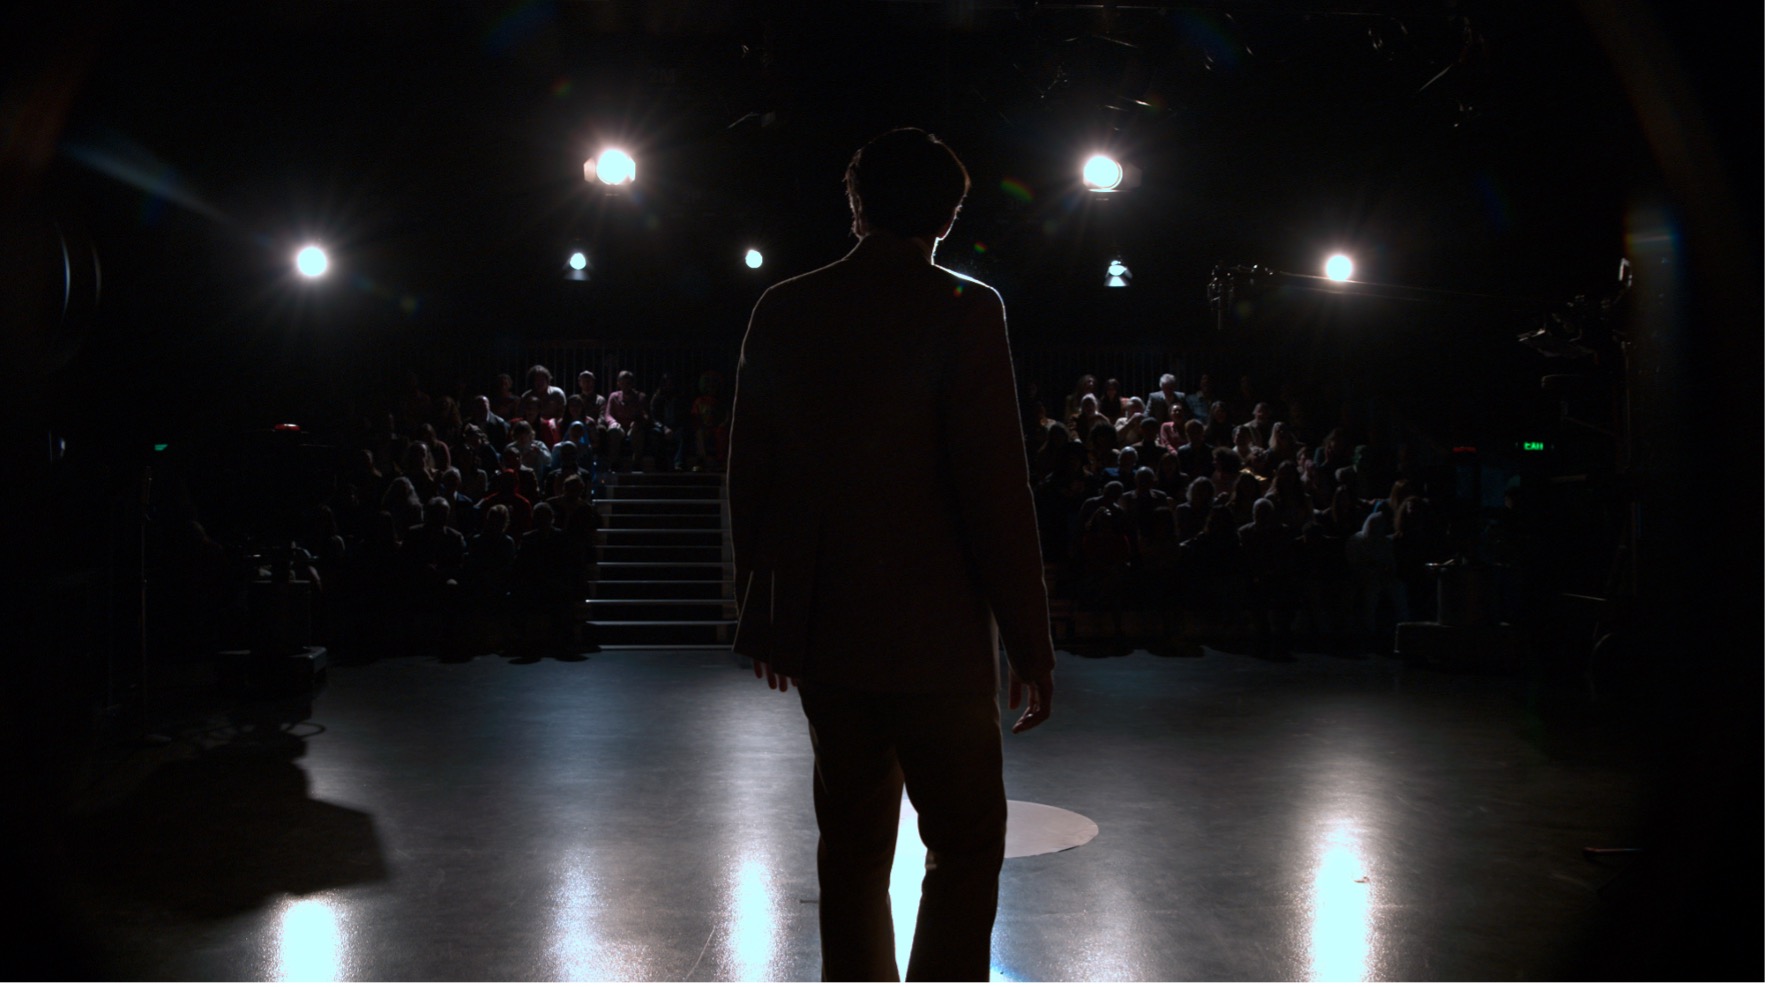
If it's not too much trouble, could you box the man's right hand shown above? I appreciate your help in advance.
[1008,667,1053,733]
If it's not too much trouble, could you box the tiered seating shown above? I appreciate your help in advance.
[581,471,736,648]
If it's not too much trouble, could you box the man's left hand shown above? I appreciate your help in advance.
[753,659,797,693]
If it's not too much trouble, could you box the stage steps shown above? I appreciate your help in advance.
[583,471,737,649]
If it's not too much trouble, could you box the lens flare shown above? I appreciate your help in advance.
[295,245,329,278]
[1082,155,1124,191]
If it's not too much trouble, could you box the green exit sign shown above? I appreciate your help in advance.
[1521,441,1546,452]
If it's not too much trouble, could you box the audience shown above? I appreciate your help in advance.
[224,356,1461,664]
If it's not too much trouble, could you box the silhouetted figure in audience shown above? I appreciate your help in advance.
[461,503,516,628]
[1173,476,1214,544]
[602,370,650,469]
[1031,421,1071,484]
[381,476,424,532]
[510,501,585,655]
[1266,460,1312,529]
[1203,399,1234,447]
[1210,447,1243,499]
[478,469,533,535]
[1131,417,1164,469]
[1239,497,1298,658]
[1154,451,1187,500]
[687,370,729,471]
[1065,373,1098,422]
[1242,401,1274,447]
[1185,374,1217,424]
[1346,505,1403,646]
[1174,419,1213,479]
[650,373,684,470]
[1099,378,1125,420]
[1083,421,1119,479]
[1229,471,1264,527]
[1180,504,1242,637]
[490,372,519,420]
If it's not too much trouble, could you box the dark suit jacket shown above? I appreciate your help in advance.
[727,232,1056,695]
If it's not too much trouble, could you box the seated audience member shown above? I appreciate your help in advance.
[1318,484,1365,540]
[1078,480,1126,533]
[576,371,607,424]
[478,469,533,535]
[1179,504,1243,627]
[537,393,566,447]
[1145,395,1171,437]
[546,471,593,532]
[466,396,508,451]
[1104,447,1139,486]
[1266,460,1313,529]
[687,370,729,471]
[505,420,551,482]
[1203,399,1235,447]
[510,501,586,652]
[1174,419,1214,479]
[550,437,593,494]
[1070,393,1109,442]
[1131,418,1165,469]
[439,467,481,537]
[400,442,438,503]
[1083,421,1120,475]
[1158,406,1185,453]
[1147,373,1184,420]
[1173,476,1215,544]
[1119,466,1173,546]
[1391,494,1444,622]
[1185,373,1217,424]
[1099,378,1126,420]
[1232,425,1258,467]
[381,475,424,531]
[1031,421,1072,483]
[1114,397,1147,443]
[1229,470,1264,527]
[1154,452,1188,500]
[1035,442,1091,564]
[490,373,519,420]
[1241,401,1274,447]
[433,396,464,450]
[1346,505,1403,637]
[1064,373,1099,423]
[649,373,684,470]
[523,364,567,406]
[402,496,467,586]
[1239,497,1299,657]
[461,502,516,599]
[1314,426,1353,474]
[1210,447,1243,499]
[601,370,650,469]
[1267,422,1301,470]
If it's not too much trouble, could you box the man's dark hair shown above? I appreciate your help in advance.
[845,128,970,239]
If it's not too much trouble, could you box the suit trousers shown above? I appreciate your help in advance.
[798,682,1006,982]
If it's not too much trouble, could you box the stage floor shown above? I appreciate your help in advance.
[44,645,1709,981]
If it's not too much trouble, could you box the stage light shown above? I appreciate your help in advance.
[1082,154,1124,191]
[744,248,763,269]
[1105,259,1131,287]
[568,251,587,271]
[1325,254,1354,282]
[587,148,636,186]
[295,245,329,278]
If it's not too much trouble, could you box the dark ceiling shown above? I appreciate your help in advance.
[4,0,1758,436]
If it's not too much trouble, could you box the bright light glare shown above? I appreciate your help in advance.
[744,249,763,269]
[568,251,587,271]
[595,148,636,185]
[1325,253,1354,281]
[1105,259,1130,287]
[295,245,329,278]
[1082,154,1124,191]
